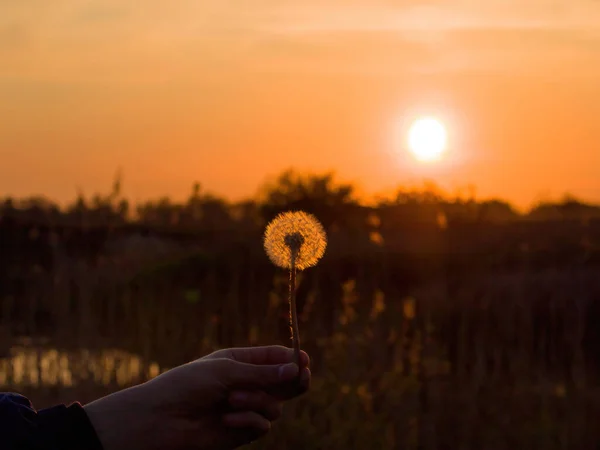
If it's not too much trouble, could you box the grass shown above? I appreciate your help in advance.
[2,175,600,448]
[1,251,600,449]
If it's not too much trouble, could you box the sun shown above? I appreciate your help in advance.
[407,117,447,162]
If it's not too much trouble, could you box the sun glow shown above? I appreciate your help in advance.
[407,117,447,162]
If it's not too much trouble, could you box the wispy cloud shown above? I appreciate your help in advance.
[259,0,600,33]
[1,0,599,82]
[252,0,600,75]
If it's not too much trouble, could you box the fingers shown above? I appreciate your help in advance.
[266,366,311,401]
[222,411,271,444]
[211,346,310,368]
[218,359,299,389]
[228,391,283,421]
[223,392,283,447]
[215,357,311,399]
[298,366,311,395]
[223,410,271,431]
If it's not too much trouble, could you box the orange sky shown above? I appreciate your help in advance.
[1,0,600,209]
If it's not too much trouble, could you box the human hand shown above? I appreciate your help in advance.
[84,345,311,450]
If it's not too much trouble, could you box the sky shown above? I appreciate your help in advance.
[1,0,600,209]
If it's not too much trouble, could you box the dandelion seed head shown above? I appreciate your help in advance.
[264,211,327,270]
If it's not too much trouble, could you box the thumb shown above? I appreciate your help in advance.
[217,359,299,389]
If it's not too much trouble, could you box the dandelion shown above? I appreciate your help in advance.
[263,211,327,370]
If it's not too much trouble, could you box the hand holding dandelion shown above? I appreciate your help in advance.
[263,211,327,374]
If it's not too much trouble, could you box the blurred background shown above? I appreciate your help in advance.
[1,172,600,449]
[3,1,600,449]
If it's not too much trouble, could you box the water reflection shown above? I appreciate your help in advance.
[0,344,163,388]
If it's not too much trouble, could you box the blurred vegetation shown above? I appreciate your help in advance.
[2,169,600,449]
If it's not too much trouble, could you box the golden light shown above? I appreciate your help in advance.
[407,117,447,162]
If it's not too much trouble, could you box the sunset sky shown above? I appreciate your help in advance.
[2,0,600,209]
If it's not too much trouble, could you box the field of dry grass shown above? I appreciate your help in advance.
[2,176,600,449]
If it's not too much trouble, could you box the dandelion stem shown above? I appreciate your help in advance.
[289,251,301,374]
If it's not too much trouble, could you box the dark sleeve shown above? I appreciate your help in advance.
[0,393,103,450]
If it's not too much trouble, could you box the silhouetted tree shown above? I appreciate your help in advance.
[258,169,361,232]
